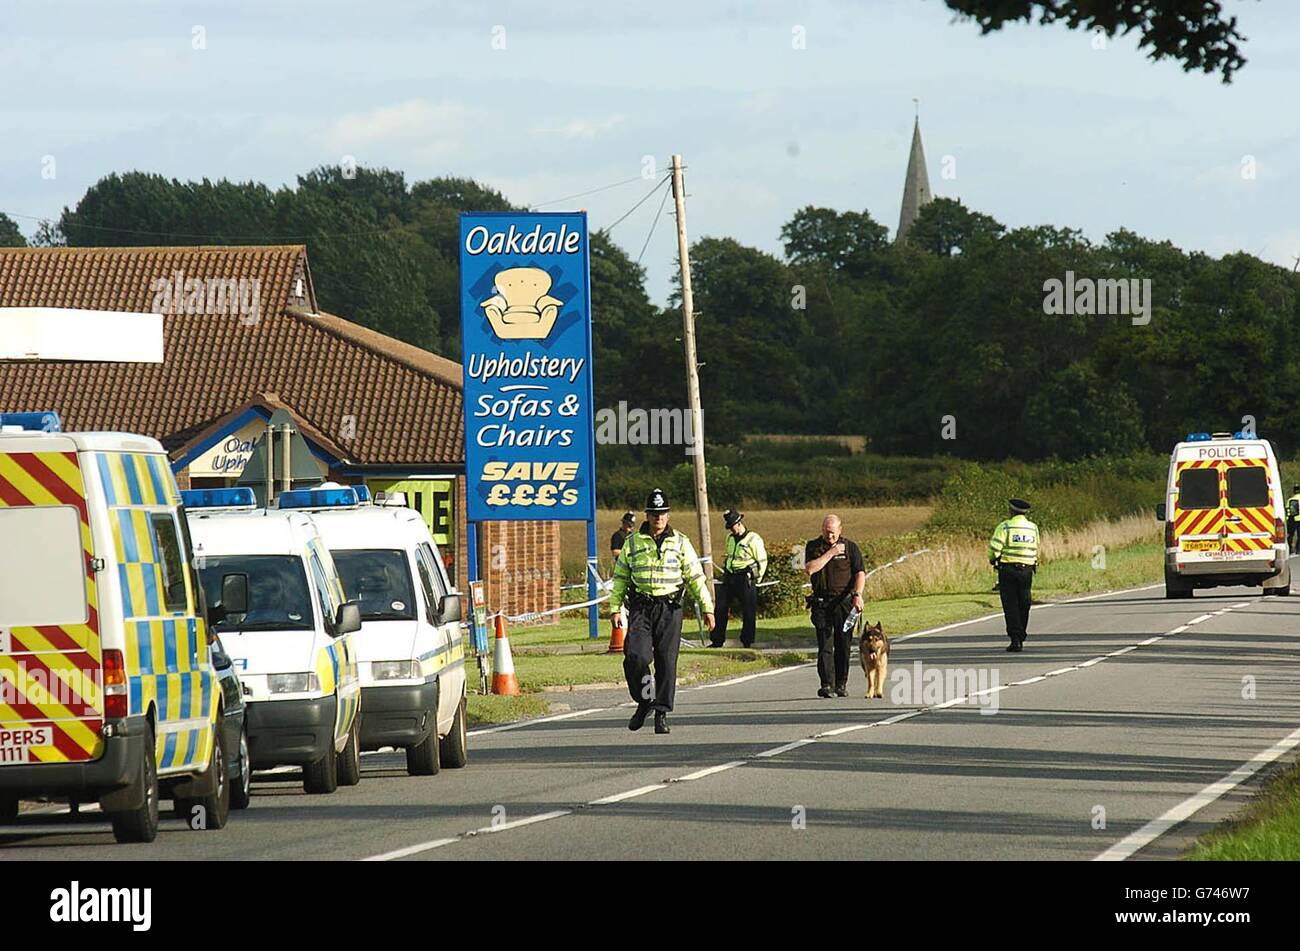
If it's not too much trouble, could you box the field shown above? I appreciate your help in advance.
[561,504,933,582]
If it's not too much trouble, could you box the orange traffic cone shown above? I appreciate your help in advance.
[607,609,626,654]
[491,613,521,696]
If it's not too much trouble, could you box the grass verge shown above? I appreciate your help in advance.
[1186,761,1300,860]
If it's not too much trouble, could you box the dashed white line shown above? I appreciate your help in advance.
[589,784,666,806]
[672,762,745,782]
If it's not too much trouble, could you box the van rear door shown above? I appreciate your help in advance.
[1221,458,1277,554]
[1172,460,1223,555]
[0,440,104,765]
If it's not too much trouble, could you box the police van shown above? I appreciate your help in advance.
[296,486,467,774]
[184,488,363,794]
[0,414,229,843]
[1157,432,1292,598]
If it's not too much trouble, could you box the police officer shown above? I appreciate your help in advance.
[1287,485,1300,549]
[710,510,768,648]
[610,511,635,561]
[610,488,715,734]
[989,498,1040,652]
[804,515,866,698]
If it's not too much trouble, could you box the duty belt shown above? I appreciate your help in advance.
[627,588,684,610]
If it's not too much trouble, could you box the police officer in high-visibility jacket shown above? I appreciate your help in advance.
[710,509,767,648]
[989,498,1040,652]
[610,488,715,734]
[1287,485,1300,549]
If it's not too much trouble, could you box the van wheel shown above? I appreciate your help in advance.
[303,740,339,795]
[1164,571,1193,599]
[439,695,468,769]
[109,724,160,844]
[176,727,230,830]
[231,727,252,810]
[0,798,18,824]
[337,719,361,787]
[407,682,441,776]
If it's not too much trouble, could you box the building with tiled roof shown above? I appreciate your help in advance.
[0,244,559,620]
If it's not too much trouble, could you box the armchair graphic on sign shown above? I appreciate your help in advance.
[480,267,564,340]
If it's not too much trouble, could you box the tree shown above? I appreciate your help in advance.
[905,198,1005,256]
[941,0,1252,82]
[0,213,26,247]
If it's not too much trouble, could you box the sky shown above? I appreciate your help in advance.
[1,0,1295,304]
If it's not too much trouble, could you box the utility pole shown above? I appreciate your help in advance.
[671,154,712,572]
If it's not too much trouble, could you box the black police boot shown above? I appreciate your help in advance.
[654,712,670,734]
[834,685,848,697]
[628,702,651,731]
[817,685,833,698]
[1006,640,1023,653]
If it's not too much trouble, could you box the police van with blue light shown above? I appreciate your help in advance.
[1,412,230,842]
[1158,431,1292,598]
[288,485,468,774]
[182,487,365,794]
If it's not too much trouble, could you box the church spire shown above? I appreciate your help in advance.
[896,110,932,245]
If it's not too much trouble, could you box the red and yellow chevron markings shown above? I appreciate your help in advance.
[0,450,104,764]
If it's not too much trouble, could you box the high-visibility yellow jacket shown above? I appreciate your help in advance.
[988,515,1040,566]
[1287,494,1300,519]
[724,530,768,582]
[610,525,713,613]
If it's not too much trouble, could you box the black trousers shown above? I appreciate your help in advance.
[811,597,853,689]
[623,600,683,712]
[712,571,757,647]
[998,563,1034,642]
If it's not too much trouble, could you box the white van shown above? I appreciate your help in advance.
[296,487,467,774]
[1157,432,1291,598]
[184,489,364,794]
[0,415,229,842]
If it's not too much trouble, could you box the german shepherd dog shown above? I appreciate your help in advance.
[860,621,890,699]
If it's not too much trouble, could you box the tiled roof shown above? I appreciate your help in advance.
[0,245,464,467]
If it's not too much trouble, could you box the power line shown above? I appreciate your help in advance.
[636,181,673,265]
[527,174,648,211]
[598,175,670,236]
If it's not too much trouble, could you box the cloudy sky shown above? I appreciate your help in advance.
[2,0,1295,302]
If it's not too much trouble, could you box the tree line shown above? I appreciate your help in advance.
[4,166,1298,461]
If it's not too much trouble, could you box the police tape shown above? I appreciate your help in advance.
[863,547,941,580]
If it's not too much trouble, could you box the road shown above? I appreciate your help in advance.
[4,579,1300,861]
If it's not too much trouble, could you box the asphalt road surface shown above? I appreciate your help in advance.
[5,578,1300,861]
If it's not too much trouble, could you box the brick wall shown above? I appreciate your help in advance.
[481,520,561,625]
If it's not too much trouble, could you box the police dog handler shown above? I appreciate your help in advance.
[609,489,715,735]
[804,515,866,698]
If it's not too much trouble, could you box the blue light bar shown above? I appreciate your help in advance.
[277,487,359,510]
[353,485,371,503]
[182,487,257,509]
[0,411,62,432]
[1185,432,1211,442]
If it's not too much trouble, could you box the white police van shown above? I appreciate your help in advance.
[1157,431,1292,598]
[183,488,364,794]
[297,486,467,774]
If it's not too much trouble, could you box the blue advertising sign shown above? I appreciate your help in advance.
[459,211,596,522]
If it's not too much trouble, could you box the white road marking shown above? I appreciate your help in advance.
[1107,646,1137,657]
[672,761,745,782]
[1187,614,1213,624]
[364,588,1258,861]
[468,706,603,737]
[1095,724,1300,861]
[589,784,666,805]
[756,738,816,757]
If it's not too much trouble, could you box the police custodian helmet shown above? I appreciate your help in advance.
[644,488,671,513]
[723,509,743,528]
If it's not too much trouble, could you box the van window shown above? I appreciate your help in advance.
[150,513,189,613]
[1177,468,1219,510]
[413,545,442,620]
[332,549,417,621]
[0,506,88,627]
[197,555,313,632]
[307,551,341,634]
[1227,467,1270,509]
